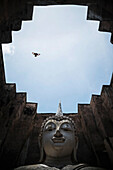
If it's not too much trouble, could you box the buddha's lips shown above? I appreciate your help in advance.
[52,137,65,143]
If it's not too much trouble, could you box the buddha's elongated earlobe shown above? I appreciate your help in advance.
[39,147,44,162]
[38,136,44,162]
[73,137,78,162]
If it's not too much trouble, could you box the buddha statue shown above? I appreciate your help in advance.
[15,102,105,170]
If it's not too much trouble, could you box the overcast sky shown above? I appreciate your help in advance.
[2,5,113,113]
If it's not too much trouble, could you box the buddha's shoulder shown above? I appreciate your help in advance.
[62,164,105,170]
[14,164,59,170]
[14,164,105,170]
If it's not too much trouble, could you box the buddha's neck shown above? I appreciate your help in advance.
[44,155,73,168]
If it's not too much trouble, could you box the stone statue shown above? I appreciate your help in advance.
[15,102,105,170]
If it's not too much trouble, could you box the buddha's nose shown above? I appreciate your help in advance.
[54,129,63,137]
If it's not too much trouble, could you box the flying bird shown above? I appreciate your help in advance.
[32,52,40,57]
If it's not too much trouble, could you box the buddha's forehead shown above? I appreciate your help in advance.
[44,119,73,128]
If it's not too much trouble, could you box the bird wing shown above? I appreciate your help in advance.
[32,52,40,57]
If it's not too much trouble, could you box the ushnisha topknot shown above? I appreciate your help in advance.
[55,100,63,117]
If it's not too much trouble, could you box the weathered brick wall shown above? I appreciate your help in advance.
[0,45,5,86]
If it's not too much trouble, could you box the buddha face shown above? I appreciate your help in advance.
[42,119,76,158]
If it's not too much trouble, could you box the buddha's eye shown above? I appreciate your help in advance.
[61,123,72,131]
[45,123,56,131]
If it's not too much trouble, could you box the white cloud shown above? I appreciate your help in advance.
[2,44,15,55]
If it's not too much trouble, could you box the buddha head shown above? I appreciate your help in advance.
[38,102,78,167]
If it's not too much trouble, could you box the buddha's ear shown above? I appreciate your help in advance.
[38,135,45,163]
[39,147,45,163]
[75,136,78,146]
[38,135,41,148]
[73,136,78,162]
